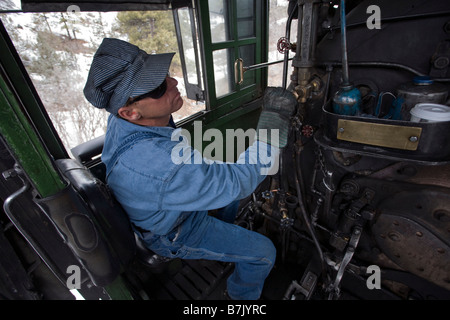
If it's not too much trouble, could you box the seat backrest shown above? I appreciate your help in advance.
[51,159,136,286]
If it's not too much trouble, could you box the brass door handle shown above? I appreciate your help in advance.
[234,58,244,85]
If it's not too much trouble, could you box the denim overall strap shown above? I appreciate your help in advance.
[106,131,157,179]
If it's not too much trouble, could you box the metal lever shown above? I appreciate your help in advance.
[234,58,294,84]
[2,164,67,286]
[328,225,363,299]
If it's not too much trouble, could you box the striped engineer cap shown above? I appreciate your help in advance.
[84,38,175,115]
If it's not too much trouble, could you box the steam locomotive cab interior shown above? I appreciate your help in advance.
[0,0,449,301]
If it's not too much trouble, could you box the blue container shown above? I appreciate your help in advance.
[332,85,362,116]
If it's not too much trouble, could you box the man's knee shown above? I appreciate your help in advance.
[258,234,277,267]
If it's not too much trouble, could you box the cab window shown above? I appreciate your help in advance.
[199,0,266,109]
[0,7,205,153]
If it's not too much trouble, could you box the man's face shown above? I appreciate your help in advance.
[118,76,184,126]
[135,76,184,119]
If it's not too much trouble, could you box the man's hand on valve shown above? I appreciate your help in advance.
[256,87,298,148]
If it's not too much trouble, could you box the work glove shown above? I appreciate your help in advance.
[256,87,297,148]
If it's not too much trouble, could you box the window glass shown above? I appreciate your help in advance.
[208,0,232,43]
[177,7,200,85]
[236,0,255,39]
[213,48,234,97]
[0,10,204,153]
[174,6,205,103]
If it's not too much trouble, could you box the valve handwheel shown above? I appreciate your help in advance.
[277,37,292,54]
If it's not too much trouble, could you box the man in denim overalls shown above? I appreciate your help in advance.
[84,38,297,300]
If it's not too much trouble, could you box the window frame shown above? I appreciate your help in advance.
[197,0,268,111]
[172,0,205,102]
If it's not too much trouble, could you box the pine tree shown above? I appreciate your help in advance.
[115,11,181,70]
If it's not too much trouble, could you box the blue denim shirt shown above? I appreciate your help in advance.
[102,115,278,235]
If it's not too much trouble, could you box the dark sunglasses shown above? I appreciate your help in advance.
[130,79,167,104]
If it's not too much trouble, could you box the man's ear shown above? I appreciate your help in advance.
[117,106,141,121]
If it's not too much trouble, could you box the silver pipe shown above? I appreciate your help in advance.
[340,0,350,86]
[318,61,425,76]
[244,58,293,72]
[282,5,297,89]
